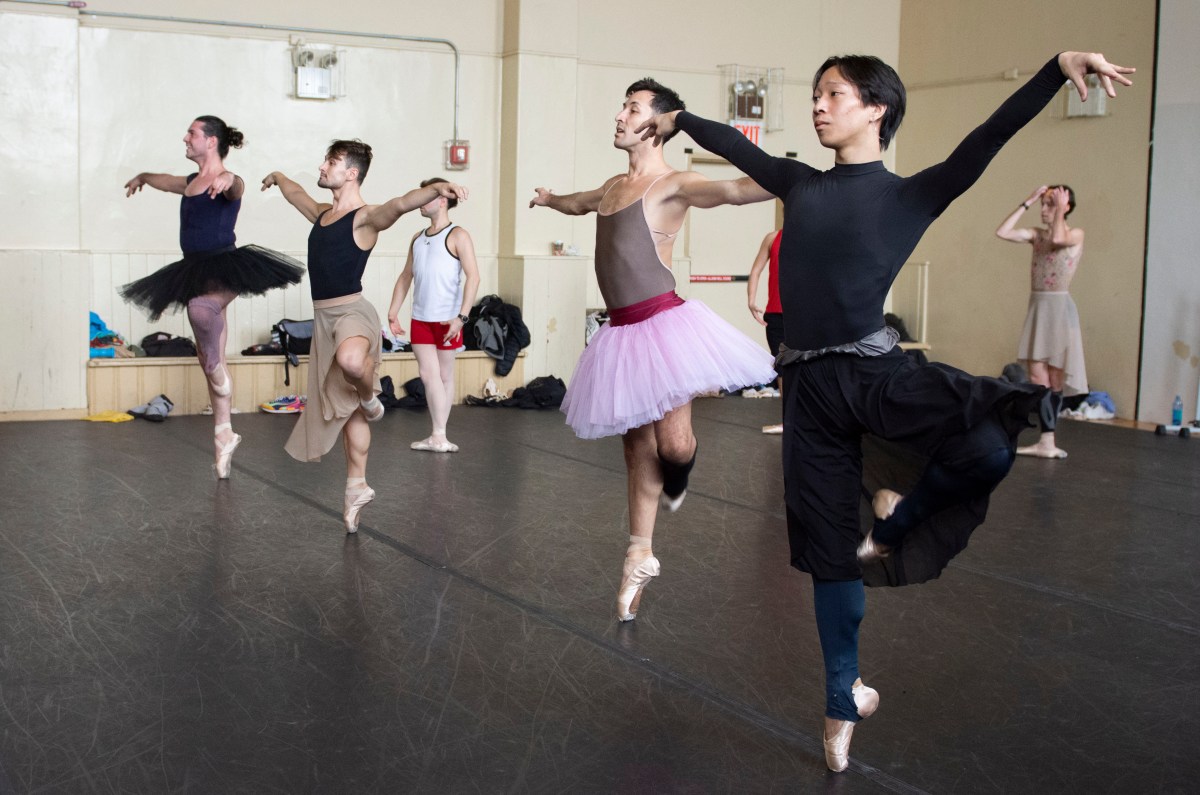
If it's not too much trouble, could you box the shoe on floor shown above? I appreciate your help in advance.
[411,438,459,453]
[260,395,306,414]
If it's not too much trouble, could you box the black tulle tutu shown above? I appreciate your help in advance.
[120,245,305,321]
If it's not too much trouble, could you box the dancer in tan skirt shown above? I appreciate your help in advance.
[263,140,467,532]
[996,184,1088,459]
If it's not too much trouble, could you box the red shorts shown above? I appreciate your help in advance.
[410,318,463,350]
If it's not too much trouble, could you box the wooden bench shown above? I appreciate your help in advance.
[87,350,525,416]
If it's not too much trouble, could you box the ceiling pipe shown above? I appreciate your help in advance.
[1,0,463,141]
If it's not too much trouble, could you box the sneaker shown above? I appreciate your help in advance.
[260,395,306,414]
[741,387,761,398]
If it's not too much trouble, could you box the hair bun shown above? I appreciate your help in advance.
[227,128,245,149]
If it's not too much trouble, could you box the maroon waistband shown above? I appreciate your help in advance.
[608,291,684,327]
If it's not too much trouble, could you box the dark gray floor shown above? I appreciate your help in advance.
[1,399,1197,793]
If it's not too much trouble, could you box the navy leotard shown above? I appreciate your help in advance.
[179,174,240,254]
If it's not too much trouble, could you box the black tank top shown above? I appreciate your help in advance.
[307,208,373,300]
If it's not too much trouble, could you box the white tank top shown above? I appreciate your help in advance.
[411,222,465,322]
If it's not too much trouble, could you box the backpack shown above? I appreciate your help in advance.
[272,318,313,386]
[502,376,566,409]
[140,332,197,357]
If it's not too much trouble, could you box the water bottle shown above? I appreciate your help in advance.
[1172,395,1183,426]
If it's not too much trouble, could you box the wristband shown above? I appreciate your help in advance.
[1021,202,1030,210]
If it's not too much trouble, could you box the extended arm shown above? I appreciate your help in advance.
[261,171,326,223]
[124,172,188,197]
[676,172,774,210]
[910,52,1134,216]
[637,110,810,199]
[995,186,1045,243]
[363,182,468,233]
[529,178,615,215]
[746,231,776,326]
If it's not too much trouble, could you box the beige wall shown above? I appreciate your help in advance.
[1,0,904,413]
[897,1,1156,417]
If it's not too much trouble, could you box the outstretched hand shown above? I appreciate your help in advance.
[635,111,680,147]
[529,187,554,208]
[209,171,238,198]
[1058,52,1135,101]
[260,173,279,191]
[124,175,145,197]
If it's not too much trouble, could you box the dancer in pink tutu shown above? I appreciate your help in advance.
[530,78,777,623]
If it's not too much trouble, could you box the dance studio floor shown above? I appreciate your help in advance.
[1,398,1197,793]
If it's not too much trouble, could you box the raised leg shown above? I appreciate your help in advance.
[615,404,696,621]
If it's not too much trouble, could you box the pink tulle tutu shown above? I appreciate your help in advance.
[562,299,776,439]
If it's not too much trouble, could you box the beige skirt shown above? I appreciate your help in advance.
[285,294,382,462]
[1017,291,1088,396]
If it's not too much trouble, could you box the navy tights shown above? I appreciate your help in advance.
[813,577,866,721]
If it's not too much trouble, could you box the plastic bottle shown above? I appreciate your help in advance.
[1172,395,1183,426]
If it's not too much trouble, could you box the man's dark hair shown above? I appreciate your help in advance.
[195,115,244,158]
[812,56,907,151]
[626,78,686,143]
[326,139,373,183]
[1048,184,1077,217]
[421,177,456,209]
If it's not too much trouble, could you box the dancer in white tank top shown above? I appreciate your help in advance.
[388,177,481,453]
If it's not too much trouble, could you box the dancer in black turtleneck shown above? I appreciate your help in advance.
[637,51,1134,772]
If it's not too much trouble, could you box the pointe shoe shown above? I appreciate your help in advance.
[856,532,891,564]
[658,490,686,513]
[343,486,375,533]
[858,489,901,562]
[872,488,903,521]
[824,678,880,772]
[213,423,241,480]
[210,364,232,397]
[616,554,661,622]
[360,396,385,422]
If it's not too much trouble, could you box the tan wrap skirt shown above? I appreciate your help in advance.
[285,294,382,462]
[1017,290,1088,396]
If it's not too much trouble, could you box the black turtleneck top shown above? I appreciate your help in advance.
[675,56,1066,351]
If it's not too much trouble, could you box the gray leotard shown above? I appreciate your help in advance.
[594,175,678,310]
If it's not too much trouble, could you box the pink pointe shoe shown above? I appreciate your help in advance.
[213,422,241,480]
[616,554,661,622]
[343,485,376,533]
[823,679,880,772]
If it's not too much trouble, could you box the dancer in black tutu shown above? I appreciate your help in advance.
[637,51,1133,772]
[122,116,304,479]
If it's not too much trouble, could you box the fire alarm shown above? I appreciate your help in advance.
[444,139,470,171]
